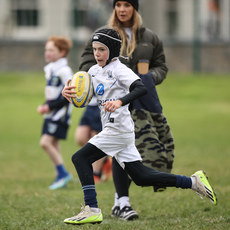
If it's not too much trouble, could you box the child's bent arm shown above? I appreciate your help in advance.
[103,100,122,112]
[103,79,147,112]
[119,79,147,106]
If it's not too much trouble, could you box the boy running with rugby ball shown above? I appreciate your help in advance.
[62,28,217,225]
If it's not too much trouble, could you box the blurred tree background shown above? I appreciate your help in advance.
[0,0,229,73]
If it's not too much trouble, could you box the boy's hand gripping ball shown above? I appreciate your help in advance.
[70,71,93,108]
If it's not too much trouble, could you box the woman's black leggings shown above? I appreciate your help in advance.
[72,143,177,187]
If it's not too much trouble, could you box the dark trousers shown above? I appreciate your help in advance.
[72,143,177,188]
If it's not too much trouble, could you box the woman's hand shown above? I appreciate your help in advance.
[102,100,122,113]
[62,79,76,104]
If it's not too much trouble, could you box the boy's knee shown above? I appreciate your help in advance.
[40,138,48,149]
[72,150,84,165]
[72,152,78,164]
[75,137,86,147]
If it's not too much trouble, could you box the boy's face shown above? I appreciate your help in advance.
[45,41,64,63]
[92,42,109,67]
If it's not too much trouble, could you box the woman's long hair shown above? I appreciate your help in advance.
[108,10,142,58]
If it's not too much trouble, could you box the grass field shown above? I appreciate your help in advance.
[0,72,230,230]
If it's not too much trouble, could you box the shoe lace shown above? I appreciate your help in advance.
[76,204,90,218]
[191,174,204,195]
[120,206,132,214]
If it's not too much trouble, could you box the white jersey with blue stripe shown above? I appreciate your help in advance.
[88,59,140,133]
[43,57,73,124]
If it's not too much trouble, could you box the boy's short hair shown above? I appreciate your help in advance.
[47,36,72,56]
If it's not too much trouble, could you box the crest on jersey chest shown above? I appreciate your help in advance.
[106,70,114,80]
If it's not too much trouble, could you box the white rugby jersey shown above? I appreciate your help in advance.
[88,59,140,133]
[43,57,73,124]
[87,95,98,106]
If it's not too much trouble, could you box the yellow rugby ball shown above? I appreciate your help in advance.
[70,71,93,108]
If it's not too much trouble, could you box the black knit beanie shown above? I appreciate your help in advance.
[113,0,139,11]
[92,28,122,65]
